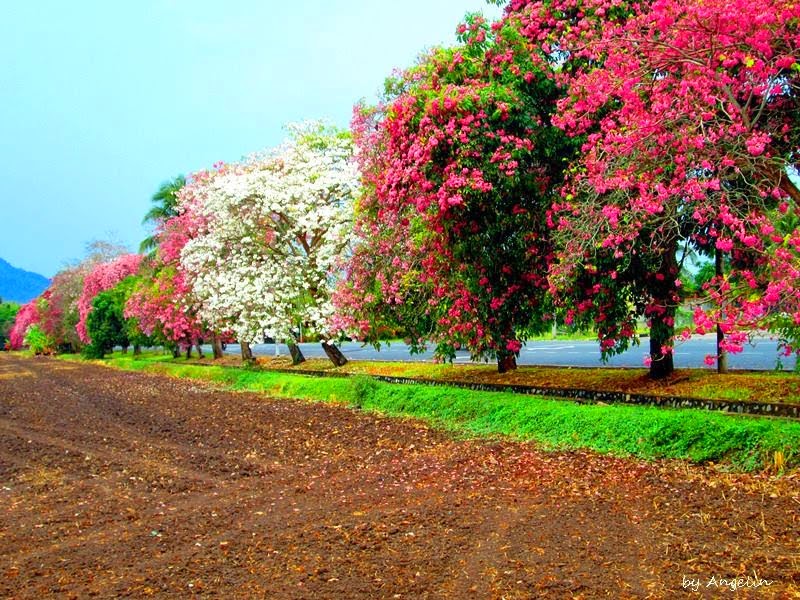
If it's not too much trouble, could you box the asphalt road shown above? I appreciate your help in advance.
[229,334,797,371]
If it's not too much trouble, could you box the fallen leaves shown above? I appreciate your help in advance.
[0,354,798,598]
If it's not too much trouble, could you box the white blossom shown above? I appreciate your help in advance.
[180,121,359,344]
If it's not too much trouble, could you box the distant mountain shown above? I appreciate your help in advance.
[0,258,49,303]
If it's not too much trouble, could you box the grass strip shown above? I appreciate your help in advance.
[60,353,800,472]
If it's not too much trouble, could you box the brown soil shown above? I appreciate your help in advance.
[0,354,798,599]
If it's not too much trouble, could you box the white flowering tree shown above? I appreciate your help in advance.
[180,121,359,365]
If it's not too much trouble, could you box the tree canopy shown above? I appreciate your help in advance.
[334,14,577,372]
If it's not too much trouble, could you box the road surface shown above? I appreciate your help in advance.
[230,334,796,370]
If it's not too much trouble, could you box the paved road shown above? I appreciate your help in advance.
[230,334,797,371]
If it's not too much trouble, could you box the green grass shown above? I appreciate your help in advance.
[696,384,752,402]
[59,353,800,472]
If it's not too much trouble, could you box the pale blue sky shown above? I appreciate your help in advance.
[1,1,502,276]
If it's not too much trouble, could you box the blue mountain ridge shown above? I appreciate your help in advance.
[0,258,50,303]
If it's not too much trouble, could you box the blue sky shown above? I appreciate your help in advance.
[1,0,502,277]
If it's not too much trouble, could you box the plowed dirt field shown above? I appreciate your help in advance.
[0,354,797,598]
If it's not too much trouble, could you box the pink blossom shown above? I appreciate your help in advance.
[76,254,143,344]
[715,238,733,252]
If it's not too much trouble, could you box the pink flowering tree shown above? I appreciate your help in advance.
[37,265,92,352]
[696,203,800,367]
[76,254,143,344]
[8,293,58,354]
[334,14,577,372]
[8,242,130,353]
[125,175,220,359]
[504,0,800,377]
[8,300,42,350]
[125,264,212,357]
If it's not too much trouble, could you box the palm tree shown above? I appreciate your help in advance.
[139,175,186,255]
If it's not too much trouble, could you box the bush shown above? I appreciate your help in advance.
[24,325,55,355]
[83,289,128,358]
[81,342,107,359]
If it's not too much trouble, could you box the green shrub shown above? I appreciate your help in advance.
[24,325,55,355]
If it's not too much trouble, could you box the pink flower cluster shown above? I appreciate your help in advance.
[122,167,225,347]
[333,26,560,364]
[534,0,800,361]
[76,254,143,344]
[8,301,41,350]
[124,267,206,346]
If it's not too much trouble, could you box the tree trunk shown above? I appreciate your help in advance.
[288,341,306,365]
[762,163,800,205]
[195,343,205,359]
[240,341,254,363]
[321,341,348,366]
[716,324,728,373]
[497,353,517,373]
[715,249,728,374]
[133,345,141,356]
[648,317,675,379]
[647,246,680,380]
[783,177,800,204]
[121,346,128,354]
[211,335,224,360]
[171,346,180,359]
[185,345,192,359]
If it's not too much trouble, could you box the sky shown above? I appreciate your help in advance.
[0,0,503,277]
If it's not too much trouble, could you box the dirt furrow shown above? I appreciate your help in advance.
[0,354,797,598]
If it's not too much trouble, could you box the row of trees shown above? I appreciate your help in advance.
[9,0,800,378]
[7,241,140,357]
[8,123,359,365]
[336,0,800,377]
